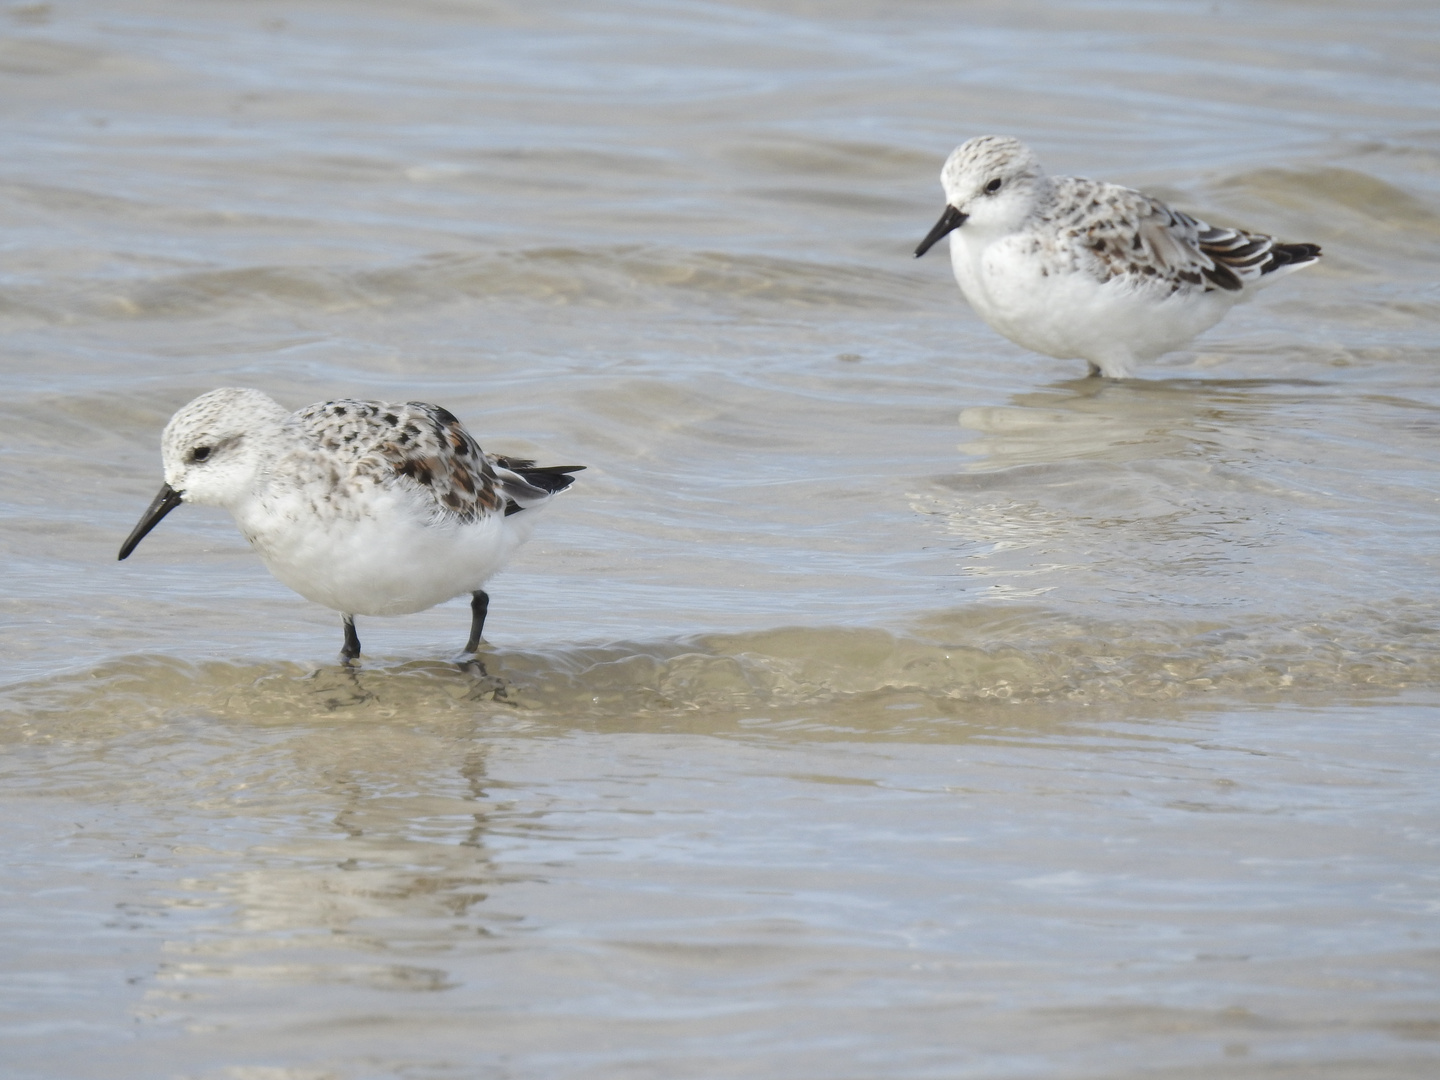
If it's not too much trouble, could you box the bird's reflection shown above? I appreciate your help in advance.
[926,370,1335,604]
[146,664,527,1006]
[956,373,1329,471]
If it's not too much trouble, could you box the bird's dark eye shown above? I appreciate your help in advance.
[985,178,1003,194]
[191,446,212,462]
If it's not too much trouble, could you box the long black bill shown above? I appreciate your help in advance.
[914,204,968,258]
[118,483,184,560]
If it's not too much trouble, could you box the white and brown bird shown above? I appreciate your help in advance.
[119,388,582,660]
[915,135,1321,378]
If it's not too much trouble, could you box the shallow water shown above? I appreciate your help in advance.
[3,0,1440,1077]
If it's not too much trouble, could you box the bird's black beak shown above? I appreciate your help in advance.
[914,204,968,258]
[118,483,184,560]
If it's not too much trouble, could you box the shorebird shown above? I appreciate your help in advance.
[915,135,1321,378]
[119,387,581,660]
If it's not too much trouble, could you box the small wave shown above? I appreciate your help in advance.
[0,38,116,77]
[0,246,931,327]
[725,137,938,180]
[1211,164,1440,275]
[4,605,1437,739]
[1220,165,1440,234]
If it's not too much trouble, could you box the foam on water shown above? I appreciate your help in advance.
[6,601,1439,746]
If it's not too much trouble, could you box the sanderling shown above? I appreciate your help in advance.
[914,135,1321,378]
[119,387,582,661]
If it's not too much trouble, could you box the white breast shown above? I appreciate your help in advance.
[948,229,1238,377]
[233,487,533,617]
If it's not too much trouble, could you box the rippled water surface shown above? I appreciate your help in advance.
[4,1,1440,1077]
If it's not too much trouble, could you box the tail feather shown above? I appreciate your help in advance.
[493,458,584,516]
[497,460,585,493]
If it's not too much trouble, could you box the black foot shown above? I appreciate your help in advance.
[341,614,361,663]
[464,590,490,654]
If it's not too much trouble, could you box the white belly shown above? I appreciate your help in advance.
[949,231,1237,377]
[235,489,538,617]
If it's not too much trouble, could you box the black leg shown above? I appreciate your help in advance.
[341,614,361,662]
[464,590,490,653]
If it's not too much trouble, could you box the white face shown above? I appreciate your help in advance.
[939,135,1047,233]
[160,388,289,509]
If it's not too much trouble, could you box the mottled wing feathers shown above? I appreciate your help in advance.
[1044,177,1320,294]
[295,400,582,524]
[297,399,504,522]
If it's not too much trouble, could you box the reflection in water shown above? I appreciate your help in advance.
[148,728,506,1013]
[958,377,1329,469]
[10,675,1440,1078]
[930,376,1436,620]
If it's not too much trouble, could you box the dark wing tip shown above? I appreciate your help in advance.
[496,462,584,515]
[507,463,585,494]
[1199,226,1321,289]
[1265,241,1322,272]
